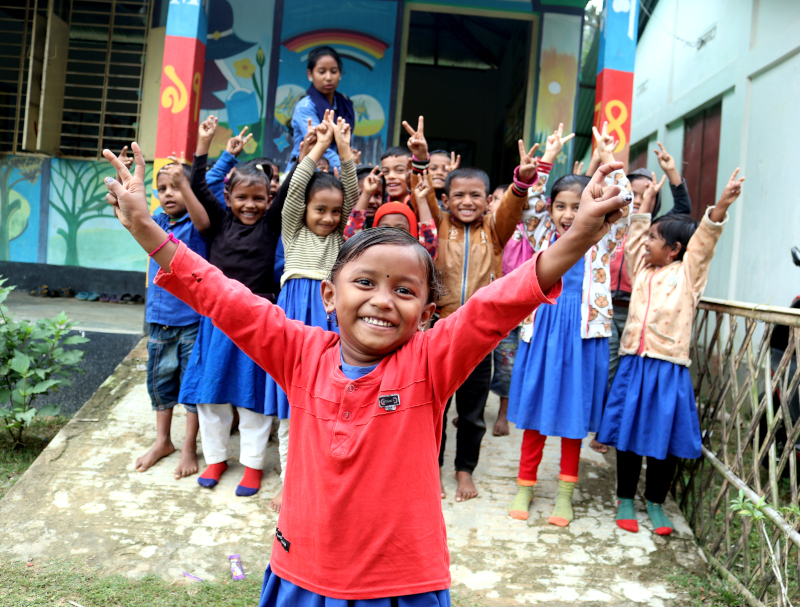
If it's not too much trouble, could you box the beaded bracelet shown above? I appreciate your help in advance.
[149,232,179,257]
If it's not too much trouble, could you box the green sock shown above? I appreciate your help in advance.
[508,485,535,520]
[615,498,638,532]
[646,500,674,536]
[547,480,576,527]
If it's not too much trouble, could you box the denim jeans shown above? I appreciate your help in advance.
[146,322,199,413]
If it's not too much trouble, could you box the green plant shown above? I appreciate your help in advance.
[731,490,800,607]
[0,278,88,447]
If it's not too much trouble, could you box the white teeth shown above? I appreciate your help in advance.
[363,317,393,327]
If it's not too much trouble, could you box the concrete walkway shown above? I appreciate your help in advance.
[0,340,707,605]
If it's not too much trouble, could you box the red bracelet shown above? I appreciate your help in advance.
[149,233,178,257]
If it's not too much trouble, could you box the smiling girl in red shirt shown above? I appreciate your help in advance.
[102,142,630,606]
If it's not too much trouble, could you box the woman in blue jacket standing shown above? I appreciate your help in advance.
[286,46,355,172]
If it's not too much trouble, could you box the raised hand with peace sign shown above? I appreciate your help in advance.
[592,121,617,164]
[402,116,429,161]
[541,123,575,164]
[517,140,540,183]
[226,126,253,158]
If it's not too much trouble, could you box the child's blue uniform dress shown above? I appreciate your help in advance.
[507,256,608,439]
[597,355,700,459]
[263,278,337,418]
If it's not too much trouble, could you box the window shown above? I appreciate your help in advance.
[0,0,151,157]
[60,0,152,157]
[683,102,721,222]
[628,140,649,172]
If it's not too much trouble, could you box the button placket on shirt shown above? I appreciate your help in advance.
[330,382,356,456]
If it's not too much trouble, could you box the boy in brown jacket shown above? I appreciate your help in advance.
[403,117,540,501]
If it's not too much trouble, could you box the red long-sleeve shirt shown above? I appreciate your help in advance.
[155,243,560,599]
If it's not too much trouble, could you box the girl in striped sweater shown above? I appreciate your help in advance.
[263,110,357,511]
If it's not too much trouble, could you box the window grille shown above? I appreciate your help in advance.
[0,1,36,154]
[59,0,152,158]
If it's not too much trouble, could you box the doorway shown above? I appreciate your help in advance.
[398,10,535,187]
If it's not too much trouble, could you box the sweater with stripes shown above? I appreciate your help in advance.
[280,156,357,286]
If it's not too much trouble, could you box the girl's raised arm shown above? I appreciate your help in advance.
[333,117,357,232]
[102,144,320,389]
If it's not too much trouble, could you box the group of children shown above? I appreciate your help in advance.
[113,46,745,605]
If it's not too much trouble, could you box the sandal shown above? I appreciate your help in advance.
[86,292,100,302]
[108,294,120,304]
[99,293,110,302]
[58,286,76,298]
[120,293,133,304]
[132,294,144,304]
[76,292,90,301]
[30,285,50,297]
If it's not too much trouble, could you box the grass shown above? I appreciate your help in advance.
[0,415,69,500]
[0,559,489,606]
[667,566,747,607]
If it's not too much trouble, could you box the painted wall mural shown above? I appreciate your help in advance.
[197,0,275,163]
[268,0,399,168]
[0,157,42,263]
[534,12,582,182]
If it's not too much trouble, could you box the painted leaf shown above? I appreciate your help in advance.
[8,191,30,241]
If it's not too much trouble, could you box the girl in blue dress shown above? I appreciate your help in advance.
[507,149,632,526]
[263,110,357,511]
[178,116,282,497]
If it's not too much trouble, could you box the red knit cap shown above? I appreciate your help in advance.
[373,202,418,238]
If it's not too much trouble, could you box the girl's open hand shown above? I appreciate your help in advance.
[102,143,150,231]
[517,140,540,183]
[315,110,335,147]
[198,115,218,150]
[654,142,675,172]
[571,162,631,246]
[165,156,188,188]
[447,151,461,172]
[226,126,253,157]
[718,168,745,207]
[402,116,429,160]
[333,116,352,149]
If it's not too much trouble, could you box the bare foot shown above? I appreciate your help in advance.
[590,437,608,454]
[135,439,175,472]
[493,416,509,436]
[440,468,446,499]
[269,488,283,512]
[174,443,198,479]
[452,416,458,428]
[454,471,478,502]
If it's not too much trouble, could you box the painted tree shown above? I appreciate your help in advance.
[49,160,117,267]
[0,157,41,261]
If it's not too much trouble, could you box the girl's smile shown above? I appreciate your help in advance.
[550,189,581,235]
[226,181,268,225]
[322,244,436,366]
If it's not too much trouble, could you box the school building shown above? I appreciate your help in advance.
[0,0,635,297]
[626,0,800,306]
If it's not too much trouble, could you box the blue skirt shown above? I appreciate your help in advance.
[264,278,338,418]
[260,566,450,607]
[507,292,608,439]
[596,355,701,459]
[178,315,266,412]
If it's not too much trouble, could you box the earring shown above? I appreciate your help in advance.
[326,310,337,323]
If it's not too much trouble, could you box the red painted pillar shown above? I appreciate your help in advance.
[152,0,207,209]
[594,0,638,168]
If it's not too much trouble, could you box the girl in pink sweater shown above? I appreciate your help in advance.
[102,143,629,606]
[597,168,744,536]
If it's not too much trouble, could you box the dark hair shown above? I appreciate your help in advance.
[380,146,412,161]
[356,165,376,181]
[430,149,450,158]
[549,174,590,203]
[157,163,191,181]
[226,164,270,194]
[308,46,342,72]
[444,167,490,196]
[306,170,344,202]
[493,183,510,194]
[329,227,442,304]
[651,214,698,261]
[242,157,277,178]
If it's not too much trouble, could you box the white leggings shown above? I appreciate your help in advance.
[197,404,271,470]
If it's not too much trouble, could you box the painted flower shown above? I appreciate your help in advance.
[234,58,255,79]
[256,47,266,68]
[243,136,257,155]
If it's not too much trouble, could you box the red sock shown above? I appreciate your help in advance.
[200,462,227,482]
[239,466,263,490]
